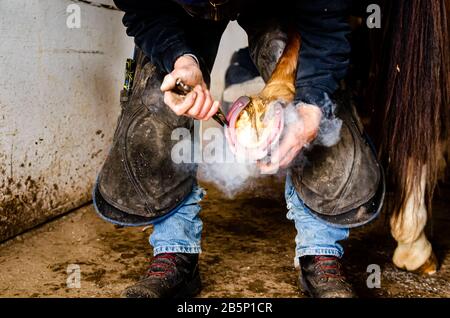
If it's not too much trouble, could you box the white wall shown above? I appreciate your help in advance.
[0,0,133,241]
[210,21,248,99]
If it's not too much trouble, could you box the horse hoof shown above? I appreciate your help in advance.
[413,251,438,275]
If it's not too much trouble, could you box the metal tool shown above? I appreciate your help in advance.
[172,79,228,127]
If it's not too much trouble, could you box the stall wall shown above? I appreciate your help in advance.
[0,0,133,241]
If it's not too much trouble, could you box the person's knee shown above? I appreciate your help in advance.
[247,25,288,81]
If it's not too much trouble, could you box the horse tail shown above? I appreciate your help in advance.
[367,0,449,217]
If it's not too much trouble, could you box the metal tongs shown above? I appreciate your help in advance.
[172,79,228,127]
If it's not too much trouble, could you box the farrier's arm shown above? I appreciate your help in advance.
[294,0,352,115]
[258,0,352,172]
[113,0,196,74]
[113,0,221,121]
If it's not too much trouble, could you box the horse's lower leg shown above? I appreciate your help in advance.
[390,166,438,274]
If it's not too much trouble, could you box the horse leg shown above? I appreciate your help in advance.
[390,165,438,275]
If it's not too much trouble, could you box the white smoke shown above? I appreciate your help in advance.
[311,95,342,147]
[197,100,302,198]
[195,96,343,198]
[196,126,260,198]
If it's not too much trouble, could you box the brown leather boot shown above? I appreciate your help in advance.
[123,253,201,298]
[299,255,355,298]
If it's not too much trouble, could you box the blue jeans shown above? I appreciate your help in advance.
[150,175,349,266]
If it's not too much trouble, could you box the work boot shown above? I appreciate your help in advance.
[122,253,201,298]
[299,255,355,298]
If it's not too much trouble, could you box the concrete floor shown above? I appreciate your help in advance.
[0,178,449,298]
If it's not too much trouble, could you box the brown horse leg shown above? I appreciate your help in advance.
[390,164,438,275]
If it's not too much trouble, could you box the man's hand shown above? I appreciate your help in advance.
[258,104,322,174]
[160,55,220,120]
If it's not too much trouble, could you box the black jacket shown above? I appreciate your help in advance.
[113,0,352,111]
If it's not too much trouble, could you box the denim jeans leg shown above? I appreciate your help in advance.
[150,186,205,256]
[285,174,349,267]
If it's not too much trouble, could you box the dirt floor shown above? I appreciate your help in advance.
[0,177,449,298]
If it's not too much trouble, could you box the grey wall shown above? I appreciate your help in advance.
[0,0,133,241]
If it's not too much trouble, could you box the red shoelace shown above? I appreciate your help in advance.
[146,253,178,277]
[314,256,343,279]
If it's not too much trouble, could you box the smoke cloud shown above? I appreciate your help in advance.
[197,128,260,198]
[196,96,342,198]
[311,95,343,147]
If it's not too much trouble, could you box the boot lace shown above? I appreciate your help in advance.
[314,256,344,280]
[145,253,178,277]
